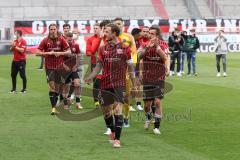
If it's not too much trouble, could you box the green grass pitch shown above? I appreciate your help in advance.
[0,53,239,160]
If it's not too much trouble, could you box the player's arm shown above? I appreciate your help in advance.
[10,41,26,53]
[164,48,171,76]
[127,59,137,86]
[85,46,104,84]
[156,45,167,62]
[85,61,102,84]
[86,38,93,56]
[53,48,71,57]
[137,46,149,60]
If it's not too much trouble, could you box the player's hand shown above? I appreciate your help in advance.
[72,66,77,72]
[11,41,16,47]
[63,65,71,72]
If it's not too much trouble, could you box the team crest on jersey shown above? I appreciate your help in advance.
[116,49,123,54]
[56,41,61,45]
[72,48,76,52]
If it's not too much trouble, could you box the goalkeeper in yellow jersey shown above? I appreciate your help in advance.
[113,17,138,127]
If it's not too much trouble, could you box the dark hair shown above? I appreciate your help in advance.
[63,23,71,29]
[15,30,22,36]
[149,25,161,36]
[143,26,150,29]
[100,20,111,29]
[94,23,100,27]
[48,23,58,29]
[113,17,123,22]
[131,28,142,36]
[66,32,73,37]
[106,23,120,36]
[190,28,196,32]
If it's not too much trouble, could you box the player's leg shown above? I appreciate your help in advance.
[222,54,227,77]
[192,52,197,76]
[216,54,221,76]
[176,51,181,76]
[186,53,191,75]
[123,78,132,128]
[19,60,27,93]
[152,80,164,134]
[46,70,58,115]
[72,72,82,109]
[153,98,162,135]
[113,102,124,148]
[10,61,18,93]
[144,100,153,130]
[170,52,177,76]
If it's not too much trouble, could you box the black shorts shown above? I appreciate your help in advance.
[143,81,165,101]
[99,87,125,107]
[65,71,80,84]
[45,69,61,83]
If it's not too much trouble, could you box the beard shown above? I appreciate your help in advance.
[49,33,58,40]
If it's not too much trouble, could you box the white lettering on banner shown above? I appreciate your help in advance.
[196,19,207,32]
[215,19,222,32]
[32,21,44,34]
[168,19,179,32]
[199,43,240,53]
[224,19,237,32]
[127,20,139,32]
[180,20,187,31]
[77,21,88,34]
[143,19,159,27]
[187,19,194,30]
[89,20,97,33]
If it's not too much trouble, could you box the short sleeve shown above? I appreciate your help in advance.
[61,37,70,51]
[97,46,103,63]
[75,44,81,54]
[38,38,46,51]
[20,40,27,52]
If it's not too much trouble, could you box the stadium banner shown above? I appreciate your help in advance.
[13,19,240,53]
[14,19,240,34]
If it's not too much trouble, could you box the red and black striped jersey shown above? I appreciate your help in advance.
[98,41,131,89]
[38,36,69,69]
[141,40,168,83]
[64,40,81,69]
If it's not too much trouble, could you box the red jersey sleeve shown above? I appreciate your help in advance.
[91,38,102,54]
[61,37,70,51]
[97,46,103,63]
[38,38,46,51]
[86,37,92,56]
[75,43,81,54]
[20,40,27,52]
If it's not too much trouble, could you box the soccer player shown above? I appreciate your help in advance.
[62,32,82,109]
[214,30,228,77]
[9,30,27,93]
[140,26,150,46]
[36,24,71,115]
[62,24,75,102]
[113,17,137,127]
[87,21,113,135]
[85,23,137,148]
[131,28,144,111]
[86,23,102,107]
[137,25,168,134]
